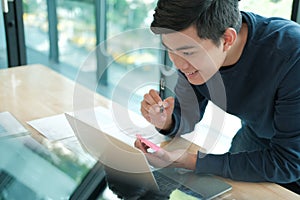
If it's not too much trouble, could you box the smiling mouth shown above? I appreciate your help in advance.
[185,70,198,76]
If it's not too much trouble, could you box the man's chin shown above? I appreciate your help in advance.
[188,79,206,85]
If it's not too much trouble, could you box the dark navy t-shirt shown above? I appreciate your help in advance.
[162,12,300,185]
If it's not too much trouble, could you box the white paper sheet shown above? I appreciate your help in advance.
[27,106,167,155]
[27,114,75,141]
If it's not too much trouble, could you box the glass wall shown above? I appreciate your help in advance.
[239,0,294,19]
[56,0,96,68]
[22,0,161,113]
[104,0,160,112]
[0,4,8,68]
[23,0,49,60]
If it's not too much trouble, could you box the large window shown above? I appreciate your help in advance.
[22,0,161,113]
[0,5,7,69]
[104,0,160,111]
[239,0,294,19]
[56,0,96,67]
[23,0,49,60]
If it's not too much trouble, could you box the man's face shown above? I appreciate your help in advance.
[162,26,226,85]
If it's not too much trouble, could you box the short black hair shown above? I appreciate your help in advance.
[151,0,242,46]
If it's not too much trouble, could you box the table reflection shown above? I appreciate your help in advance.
[104,166,170,200]
[0,135,95,200]
[99,166,201,200]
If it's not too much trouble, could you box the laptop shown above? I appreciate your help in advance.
[65,113,232,199]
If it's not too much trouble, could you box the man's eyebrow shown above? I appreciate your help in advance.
[161,41,196,51]
[161,41,172,51]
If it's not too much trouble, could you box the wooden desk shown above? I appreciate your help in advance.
[0,64,108,141]
[0,64,298,199]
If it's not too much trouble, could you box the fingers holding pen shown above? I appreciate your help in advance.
[140,89,174,130]
[142,89,163,113]
[149,89,162,103]
[143,91,159,105]
[141,91,174,115]
[149,90,174,113]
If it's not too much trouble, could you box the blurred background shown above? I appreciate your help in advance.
[1,0,298,111]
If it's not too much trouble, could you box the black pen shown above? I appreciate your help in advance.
[159,77,165,113]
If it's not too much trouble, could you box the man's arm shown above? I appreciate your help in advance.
[195,61,300,184]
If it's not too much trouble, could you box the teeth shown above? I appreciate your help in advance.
[186,71,196,75]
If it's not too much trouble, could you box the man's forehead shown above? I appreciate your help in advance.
[161,31,200,51]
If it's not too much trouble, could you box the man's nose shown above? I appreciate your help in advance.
[169,52,189,70]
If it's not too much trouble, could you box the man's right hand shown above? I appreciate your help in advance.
[140,89,174,131]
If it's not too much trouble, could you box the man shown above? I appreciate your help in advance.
[135,0,300,194]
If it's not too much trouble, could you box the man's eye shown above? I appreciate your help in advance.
[183,52,194,56]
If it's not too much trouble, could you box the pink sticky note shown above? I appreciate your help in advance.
[137,134,161,151]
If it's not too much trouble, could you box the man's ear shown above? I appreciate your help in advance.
[222,28,237,51]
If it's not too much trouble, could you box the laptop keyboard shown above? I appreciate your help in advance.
[153,171,203,199]
[153,171,181,192]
